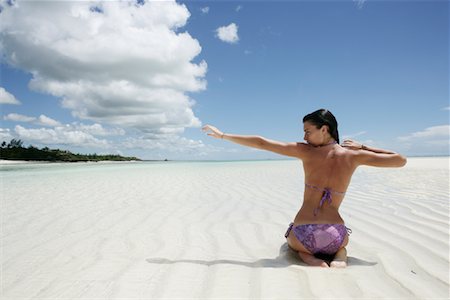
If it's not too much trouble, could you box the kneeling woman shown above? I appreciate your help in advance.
[202,109,407,268]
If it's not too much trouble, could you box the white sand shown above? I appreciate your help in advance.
[1,157,449,299]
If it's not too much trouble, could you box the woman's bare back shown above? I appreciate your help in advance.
[294,143,357,224]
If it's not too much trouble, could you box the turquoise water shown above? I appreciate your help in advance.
[0,159,296,176]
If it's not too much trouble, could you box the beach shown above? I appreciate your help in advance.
[1,157,449,299]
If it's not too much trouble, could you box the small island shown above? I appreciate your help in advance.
[1,139,141,162]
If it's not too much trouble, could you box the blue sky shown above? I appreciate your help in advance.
[0,0,448,160]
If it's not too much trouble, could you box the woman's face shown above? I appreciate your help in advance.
[303,121,327,146]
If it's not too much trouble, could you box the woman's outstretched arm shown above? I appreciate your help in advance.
[202,124,306,158]
[342,139,407,168]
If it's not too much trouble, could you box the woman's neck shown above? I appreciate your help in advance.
[316,139,337,147]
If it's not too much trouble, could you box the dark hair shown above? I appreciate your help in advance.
[302,109,340,143]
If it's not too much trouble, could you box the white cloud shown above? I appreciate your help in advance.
[442,106,450,111]
[0,87,20,104]
[4,112,123,140]
[37,115,62,127]
[398,125,450,141]
[397,125,449,155]
[236,5,242,12]
[216,23,239,44]
[200,6,209,14]
[4,113,36,123]
[1,0,206,139]
[0,128,12,141]
[4,113,62,127]
[121,135,223,159]
[14,125,110,148]
[70,123,125,136]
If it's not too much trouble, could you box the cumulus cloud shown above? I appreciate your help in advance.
[0,128,12,141]
[4,113,35,123]
[4,113,62,127]
[14,125,110,148]
[0,87,20,104]
[216,23,239,44]
[71,123,125,137]
[121,134,227,159]
[200,6,209,14]
[123,135,204,151]
[4,112,124,141]
[36,115,62,127]
[0,0,206,139]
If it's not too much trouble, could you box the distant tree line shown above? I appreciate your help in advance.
[0,139,141,162]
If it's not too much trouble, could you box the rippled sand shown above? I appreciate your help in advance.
[2,158,449,299]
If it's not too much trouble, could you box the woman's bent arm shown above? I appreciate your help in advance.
[358,151,407,168]
[342,139,407,168]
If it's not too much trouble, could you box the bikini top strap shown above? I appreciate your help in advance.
[305,183,346,217]
[304,183,346,195]
[304,183,321,192]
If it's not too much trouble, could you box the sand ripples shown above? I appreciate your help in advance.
[1,158,449,299]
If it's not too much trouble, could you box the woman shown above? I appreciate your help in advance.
[202,109,407,268]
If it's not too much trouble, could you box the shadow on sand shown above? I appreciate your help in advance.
[146,243,377,268]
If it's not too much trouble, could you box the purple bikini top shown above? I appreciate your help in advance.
[304,183,346,216]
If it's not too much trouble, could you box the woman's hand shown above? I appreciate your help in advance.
[342,139,363,150]
[202,124,224,139]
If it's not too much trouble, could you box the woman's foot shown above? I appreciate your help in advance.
[330,260,347,268]
[330,247,347,268]
[298,251,330,268]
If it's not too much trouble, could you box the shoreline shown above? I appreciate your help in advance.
[0,159,144,165]
[1,155,449,165]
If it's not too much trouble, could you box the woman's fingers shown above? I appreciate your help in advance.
[202,125,221,138]
[342,140,357,148]
[202,125,214,134]
[342,139,363,150]
[202,124,217,132]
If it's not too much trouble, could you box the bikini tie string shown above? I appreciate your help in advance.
[313,188,332,216]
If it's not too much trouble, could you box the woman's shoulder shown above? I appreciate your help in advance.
[333,145,360,156]
[334,145,362,164]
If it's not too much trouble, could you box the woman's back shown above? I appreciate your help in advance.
[295,144,357,224]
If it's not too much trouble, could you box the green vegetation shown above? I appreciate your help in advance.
[0,139,141,162]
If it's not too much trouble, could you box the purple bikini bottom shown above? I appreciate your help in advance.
[285,223,350,255]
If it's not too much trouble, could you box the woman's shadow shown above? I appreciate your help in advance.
[146,243,377,268]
